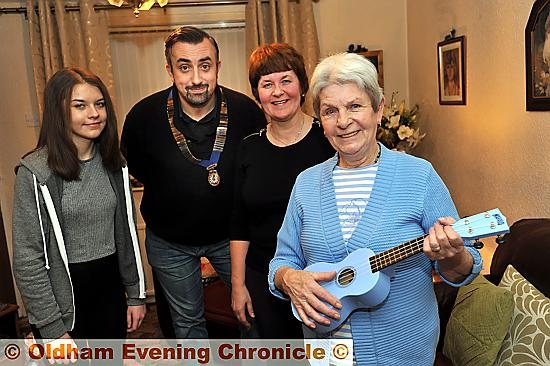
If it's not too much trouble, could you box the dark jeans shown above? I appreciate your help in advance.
[145,228,232,339]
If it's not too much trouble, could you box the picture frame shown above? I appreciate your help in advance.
[437,36,466,105]
[525,0,550,111]
[359,50,384,88]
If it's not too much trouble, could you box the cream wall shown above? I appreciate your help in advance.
[0,5,39,310]
[408,0,550,227]
[0,9,39,258]
[313,0,409,102]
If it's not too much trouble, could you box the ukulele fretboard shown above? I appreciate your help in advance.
[369,235,427,273]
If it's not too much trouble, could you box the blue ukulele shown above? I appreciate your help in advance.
[291,208,509,334]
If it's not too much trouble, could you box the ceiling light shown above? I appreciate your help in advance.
[107,0,168,17]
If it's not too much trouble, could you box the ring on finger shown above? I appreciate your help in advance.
[431,245,441,252]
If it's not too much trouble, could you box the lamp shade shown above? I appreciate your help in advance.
[106,0,169,16]
[107,0,124,6]
[138,0,156,10]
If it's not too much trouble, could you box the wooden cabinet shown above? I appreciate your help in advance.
[132,188,155,299]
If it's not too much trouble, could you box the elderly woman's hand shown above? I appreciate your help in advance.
[276,267,342,329]
[423,216,474,282]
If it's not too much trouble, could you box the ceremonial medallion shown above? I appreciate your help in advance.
[166,88,229,189]
[208,169,220,186]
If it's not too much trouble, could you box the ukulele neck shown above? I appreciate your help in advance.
[369,234,427,273]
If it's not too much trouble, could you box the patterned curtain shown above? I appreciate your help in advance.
[245,0,320,115]
[26,0,115,117]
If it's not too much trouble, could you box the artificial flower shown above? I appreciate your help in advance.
[397,125,414,140]
[377,91,425,153]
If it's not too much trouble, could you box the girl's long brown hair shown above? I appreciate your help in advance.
[34,67,122,181]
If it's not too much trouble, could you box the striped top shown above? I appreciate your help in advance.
[333,165,378,244]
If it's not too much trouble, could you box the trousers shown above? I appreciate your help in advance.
[145,228,231,338]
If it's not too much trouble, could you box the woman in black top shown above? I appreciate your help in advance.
[230,43,334,338]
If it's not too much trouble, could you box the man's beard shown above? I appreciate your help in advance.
[184,85,211,107]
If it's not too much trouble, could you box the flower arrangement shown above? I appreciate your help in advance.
[377,91,425,153]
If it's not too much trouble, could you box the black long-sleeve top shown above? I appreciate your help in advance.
[121,85,266,246]
[230,120,335,273]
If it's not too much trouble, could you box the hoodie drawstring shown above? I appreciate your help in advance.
[33,174,50,270]
[122,166,146,299]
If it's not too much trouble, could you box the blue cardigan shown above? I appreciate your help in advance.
[269,145,482,365]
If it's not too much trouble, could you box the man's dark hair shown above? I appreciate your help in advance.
[164,26,220,69]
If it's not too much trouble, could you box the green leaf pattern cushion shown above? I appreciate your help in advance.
[495,264,550,366]
[443,275,514,366]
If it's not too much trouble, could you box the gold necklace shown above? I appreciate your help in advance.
[268,114,306,146]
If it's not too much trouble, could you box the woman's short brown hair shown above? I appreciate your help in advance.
[248,43,308,105]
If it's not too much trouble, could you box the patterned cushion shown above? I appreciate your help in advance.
[489,218,550,297]
[495,264,550,365]
[442,275,514,366]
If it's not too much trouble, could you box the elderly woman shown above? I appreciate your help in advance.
[268,53,482,364]
[230,43,334,338]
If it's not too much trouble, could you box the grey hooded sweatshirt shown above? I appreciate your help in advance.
[12,148,146,339]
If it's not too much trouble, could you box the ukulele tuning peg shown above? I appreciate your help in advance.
[473,240,484,249]
[495,235,506,245]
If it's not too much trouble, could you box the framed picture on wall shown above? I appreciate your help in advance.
[525,0,550,110]
[359,50,384,88]
[437,36,466,105]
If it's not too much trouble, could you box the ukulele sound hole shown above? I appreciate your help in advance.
[337,267,356,287]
